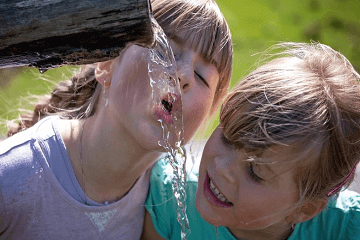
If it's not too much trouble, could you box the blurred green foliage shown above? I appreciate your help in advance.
[0,0,359,138]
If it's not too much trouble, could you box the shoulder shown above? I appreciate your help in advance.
[0,116,58,155]
[330,189,360,211]
[145,158,177,239]
[0,116,58,170]
[0,127,33,156]
[330,190,360,239]
[149,157,199,187]
[291,190,360,240]
[145,157,199,238]
[0,116,61,204]
[150,157,174,185]
[147,158,182,210]
[0,129,34,179]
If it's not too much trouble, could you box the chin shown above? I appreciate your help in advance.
[195,186,214,224]
[138,137,163,151]
[195,199,224,227]
[137,132,179,153]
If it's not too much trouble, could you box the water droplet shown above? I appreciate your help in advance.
[39,175,42,178]
[38,68,48,74]
[32,165,34,168]
[35,170,38,174]
[40,168,43,172]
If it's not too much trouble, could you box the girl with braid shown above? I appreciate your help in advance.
[0,0,233,239]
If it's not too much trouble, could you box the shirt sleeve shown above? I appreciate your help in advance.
[344,191,360,239]
[289,190,360,240]
[144,159,180,239]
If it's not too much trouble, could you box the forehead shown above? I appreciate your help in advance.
[169,30,221,65]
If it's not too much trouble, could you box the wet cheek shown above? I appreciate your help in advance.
[187,96,210,119]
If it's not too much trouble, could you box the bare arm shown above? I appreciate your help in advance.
[141,210,167,240]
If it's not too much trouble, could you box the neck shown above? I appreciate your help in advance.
[62,115,163,204]
[228,223,294,240]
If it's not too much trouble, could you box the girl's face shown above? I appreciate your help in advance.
[106,34,219,151]
[195,125,298,236]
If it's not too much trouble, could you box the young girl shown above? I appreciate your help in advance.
[143,42,360,240]
[0,0,232,239]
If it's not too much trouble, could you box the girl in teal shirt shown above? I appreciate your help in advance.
[143,42,360,240]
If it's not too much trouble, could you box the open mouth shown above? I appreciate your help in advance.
[209,178,232,205]
[161,99,173,113]
[204,173,233,208]
[154,92,181,125]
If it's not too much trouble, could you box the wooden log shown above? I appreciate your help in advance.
[0,0,155,70]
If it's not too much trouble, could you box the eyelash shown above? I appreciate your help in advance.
[169,39,209,88]
[195,71,209,87]
[247,162,264,183]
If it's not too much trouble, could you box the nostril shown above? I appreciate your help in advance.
[182,83,189,90]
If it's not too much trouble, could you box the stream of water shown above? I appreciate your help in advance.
[147,15,190,240]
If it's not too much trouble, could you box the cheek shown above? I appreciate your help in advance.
[121,59,149,84]
[182,106,206,142]
[111,54,152,102]
[233,189,295,228]
[116,46,150,81]
[182,94,214,138]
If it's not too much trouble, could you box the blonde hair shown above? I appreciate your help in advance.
[152,0,233,116]
[7,0,232,137]
[220,42,360,205]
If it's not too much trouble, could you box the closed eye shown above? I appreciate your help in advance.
[247,162,264,183]
[195,71,209,87]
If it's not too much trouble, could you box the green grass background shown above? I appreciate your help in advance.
[1,0,359,139]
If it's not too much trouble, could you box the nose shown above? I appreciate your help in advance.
[176,56,193,93]
[214,155,237,185]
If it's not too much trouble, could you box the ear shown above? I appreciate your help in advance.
[94,60,114,86]
[286,198,328,224]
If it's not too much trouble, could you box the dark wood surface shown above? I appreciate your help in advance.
[0,0,155,70]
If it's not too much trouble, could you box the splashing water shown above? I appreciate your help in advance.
[147,15,190,239]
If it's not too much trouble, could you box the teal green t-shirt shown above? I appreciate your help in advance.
[145,159,360,240]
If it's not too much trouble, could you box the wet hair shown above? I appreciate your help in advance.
[220,42,360,205]
[7,0,232,137]
[151,0,233,116]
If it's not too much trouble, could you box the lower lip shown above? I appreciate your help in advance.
[154,105,173,124]
[203,173,233,208]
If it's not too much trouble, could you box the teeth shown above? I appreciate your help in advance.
[209,179,232,204]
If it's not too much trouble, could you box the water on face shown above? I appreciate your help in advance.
[147,15,190,240]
